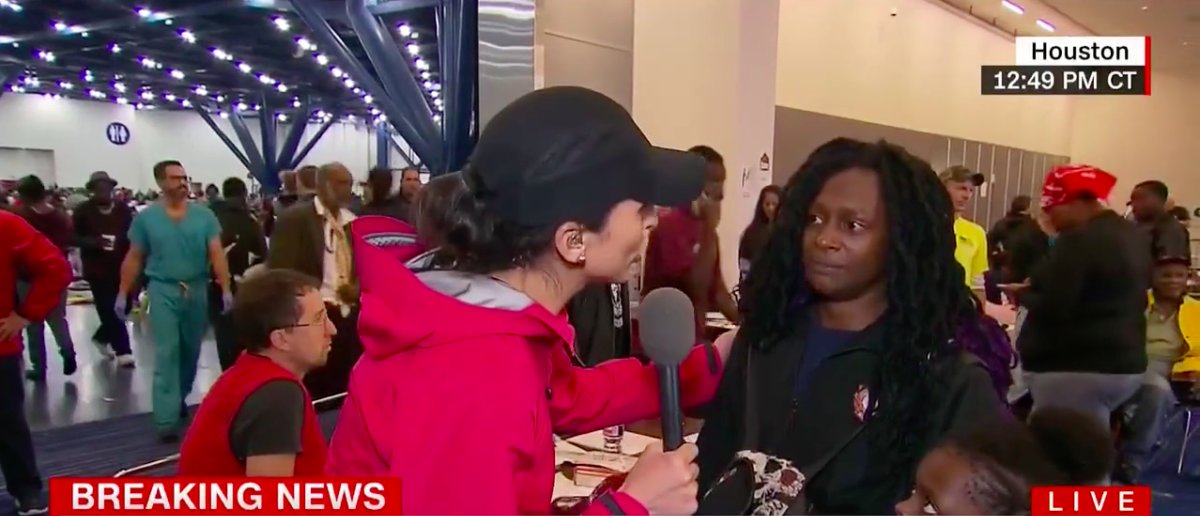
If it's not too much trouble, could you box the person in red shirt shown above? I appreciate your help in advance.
[642,145,739,331]
[0,209,71,515]
[178,269,332,476]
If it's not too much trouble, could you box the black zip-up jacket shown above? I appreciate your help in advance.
[1017,211,1149,374]
[696,317,1003,514]
[209,199,267,283]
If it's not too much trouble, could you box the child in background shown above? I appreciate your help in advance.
[896,408,1113,515]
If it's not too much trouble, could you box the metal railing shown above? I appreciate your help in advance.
[112,392,347,477]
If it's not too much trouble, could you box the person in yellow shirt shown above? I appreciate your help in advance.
[940,166,990,294]
[1117,256,1200,483]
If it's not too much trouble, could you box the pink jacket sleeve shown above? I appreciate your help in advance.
[549,343,723,436]
[582,491,648,515]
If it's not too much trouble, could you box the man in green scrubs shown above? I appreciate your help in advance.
[117,160,232,442]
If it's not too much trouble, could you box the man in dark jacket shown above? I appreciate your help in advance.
[0,209,71,515]
[73,171,135,366]
[208,177,268,370]
[1130,180,1191,267]
[1017,165,1147,430]
[14,175,76,380]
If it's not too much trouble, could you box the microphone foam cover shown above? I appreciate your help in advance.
[638,287,697,367]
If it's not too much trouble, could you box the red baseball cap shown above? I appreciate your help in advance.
[1040,164,1117,210]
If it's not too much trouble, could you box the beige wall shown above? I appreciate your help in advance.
[536,0,634,109]
[1068,70,1200,209]
[775,0,1073,156]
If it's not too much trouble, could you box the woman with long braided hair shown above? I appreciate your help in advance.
[696,138,1009,514]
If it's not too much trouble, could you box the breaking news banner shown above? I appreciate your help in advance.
[1030,485,1152,516]
[982,36,1151,95]
[48,478,403,515]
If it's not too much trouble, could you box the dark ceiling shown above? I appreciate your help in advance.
[0,0,441,122]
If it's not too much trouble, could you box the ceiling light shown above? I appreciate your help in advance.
[170,69,185,79]
[423,80,433,89]
[273,17,290,31]
[59,81,73,90]
[164,93,176,101]
[53,21,67,31]
[331,67,343,78]
[316,54,329,65]
[407,43,419,55]
[137,8,152,18]
[1035,19,1055,32]
[180,30,196,43]
[259,74,274,84]
[296,37,312,50]
[219,112,229,119]
[114,82,127,92]
[364,95,373,103]
[88,89,105,99]
[398,24,412,37]
[194,85,208,95]
[410,32,419,39]
[237,102,248,111]
[277,113,288,122]
[116,97,128,105]
[292,98,301,108]
[237,62,252,73]
[23,76,38,86]
[343,78,355,88]
[0,37,14,45]
[110,43,121,53]
[277,84,288,92]
[141,91,154,100]
[1001,0,1024,15]
[420,71,430,80]
[215,95,225,102]
[433,114,441,123]
[37,50,55,62]
[212,48,231,60]
[414,58,429,71]
[181,99,191,107]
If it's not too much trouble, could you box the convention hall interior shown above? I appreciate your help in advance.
[0,0,1198,514]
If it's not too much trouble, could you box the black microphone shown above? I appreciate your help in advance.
[637,287,697,451]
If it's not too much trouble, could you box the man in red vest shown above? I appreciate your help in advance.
[1,209,70,515]
[178,269,332,476]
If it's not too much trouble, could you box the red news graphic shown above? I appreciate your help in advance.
[48,478,403,515]
[1030,485,1151,516]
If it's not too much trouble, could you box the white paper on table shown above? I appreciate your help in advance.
[565,430,700,456]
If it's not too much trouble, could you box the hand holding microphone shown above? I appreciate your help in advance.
[618,287,702,514]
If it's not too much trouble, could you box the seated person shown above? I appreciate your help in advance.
[1117,255,1200,483]
[177,270,333,476]
[896,408,1113,515]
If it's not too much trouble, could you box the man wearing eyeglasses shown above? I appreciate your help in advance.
[178,269,333,477]
[117,160,233,443]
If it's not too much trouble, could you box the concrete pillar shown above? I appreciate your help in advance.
[632,0,780,286]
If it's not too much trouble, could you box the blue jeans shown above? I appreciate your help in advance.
[1119,360,1177,476]
[18,282,75,373]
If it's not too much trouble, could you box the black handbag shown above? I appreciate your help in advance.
[697,349,864,515]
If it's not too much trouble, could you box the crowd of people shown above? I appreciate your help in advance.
[0,85,1196,515]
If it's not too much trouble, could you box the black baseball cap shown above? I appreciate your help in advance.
[467,86,707,227]
[1156,255,1191,267]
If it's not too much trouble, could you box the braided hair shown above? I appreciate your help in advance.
[739,137,981,485]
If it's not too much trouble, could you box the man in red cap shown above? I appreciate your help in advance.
[1014,164,1149,437]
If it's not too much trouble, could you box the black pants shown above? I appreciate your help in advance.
[208,284,239,371]
[88,276,132,356]
[304,304,361,409]
[0,355,42,499]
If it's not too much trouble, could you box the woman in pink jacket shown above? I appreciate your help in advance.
[328,87,716,514]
